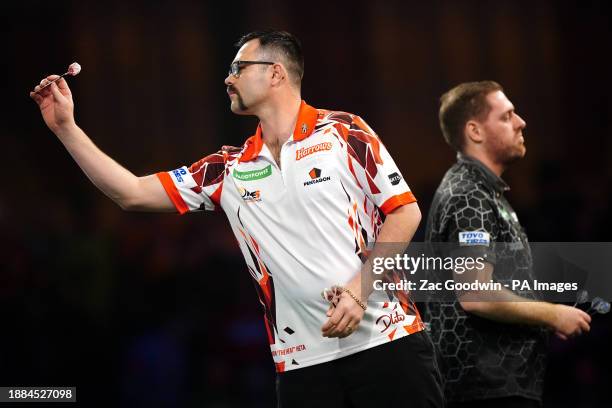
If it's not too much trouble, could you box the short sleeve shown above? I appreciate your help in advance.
[342,115,416,214]
[442,192,500,263]
[156,150,228,214]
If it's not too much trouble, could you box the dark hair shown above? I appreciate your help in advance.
[235,30,304,86]
[439,81,503,151]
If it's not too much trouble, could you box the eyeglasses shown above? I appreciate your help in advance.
[228,60,275,77]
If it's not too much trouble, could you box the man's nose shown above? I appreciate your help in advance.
[515,114,526,129]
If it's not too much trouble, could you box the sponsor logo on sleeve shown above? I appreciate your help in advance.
[233,165,272,181]
[458,231,491,246]
[388,172,402,186]
[295,142,333,160]
[172,167,188,183]
[304,168,331,186]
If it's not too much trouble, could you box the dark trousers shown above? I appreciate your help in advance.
[448,396,540,408]
[276,330,444,408]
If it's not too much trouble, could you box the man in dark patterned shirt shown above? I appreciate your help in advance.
[425,81,591,408]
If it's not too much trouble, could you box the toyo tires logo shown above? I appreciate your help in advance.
[458,231,490,246]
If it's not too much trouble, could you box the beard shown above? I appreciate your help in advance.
[235,92,248,111]
[496,139,526,167]
[228,86,249,112]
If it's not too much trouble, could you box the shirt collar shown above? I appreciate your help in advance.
[239,100,319,163]
[457,152,510,194]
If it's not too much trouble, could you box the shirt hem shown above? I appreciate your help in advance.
[447,391,543,403]
[156,172,189,215]
[379,191,417,215]
[275,325,424,373]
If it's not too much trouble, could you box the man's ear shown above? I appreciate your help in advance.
[465,120,484,144]
[270,63,286,86]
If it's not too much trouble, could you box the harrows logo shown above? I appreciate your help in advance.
[304,168,331,186]
[295,142,332,160]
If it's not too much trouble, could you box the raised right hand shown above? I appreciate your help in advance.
[30,75,75,134]
[552,304,591,339]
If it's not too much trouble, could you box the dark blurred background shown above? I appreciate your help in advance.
[3,0,612,406]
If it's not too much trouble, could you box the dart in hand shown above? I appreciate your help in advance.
[34,62,81,94]
[573,289,589,307]
[587,297,610,315]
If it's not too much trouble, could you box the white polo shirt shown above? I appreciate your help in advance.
[157,101,424,372]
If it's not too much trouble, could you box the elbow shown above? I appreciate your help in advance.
[459,299,477,313]
[118,202,133,211]
[117,201,134,212]
[412,202,422,224]
[459,299,489,315]
[116,196,139,212]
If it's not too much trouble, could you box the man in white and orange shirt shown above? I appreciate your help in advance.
[31,30,443,407]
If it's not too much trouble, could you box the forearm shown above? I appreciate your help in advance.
[31,76,173,212]
[326,203,421,337]
[460,288,558,328]
[354,202,422,299]
[56,124,145,209]
[456,263,590,336]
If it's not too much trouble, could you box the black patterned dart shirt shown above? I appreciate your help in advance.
[424,153,548,403]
